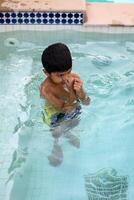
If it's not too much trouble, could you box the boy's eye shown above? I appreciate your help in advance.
[58,74,63,77]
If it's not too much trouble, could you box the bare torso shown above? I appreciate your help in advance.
[40,77,78,112]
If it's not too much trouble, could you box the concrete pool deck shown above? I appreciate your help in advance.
[85,3,134,26]
[0,0,134,26]
[0,0,86,11]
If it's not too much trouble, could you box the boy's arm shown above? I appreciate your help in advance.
[40,86,77,112]
[76,87,91,105]
[63,73,90,105]
[73,77,91,105]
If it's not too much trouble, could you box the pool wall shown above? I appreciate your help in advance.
[0,0,134,33]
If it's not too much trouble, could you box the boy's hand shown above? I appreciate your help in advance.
[65,73,83,93]
[63,73,81,90]
[70,74,90,105]
[63,75,75,88]
[63,73,91,105]
[73,77,83,93]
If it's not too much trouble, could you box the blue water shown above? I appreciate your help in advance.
[0,31,134,200]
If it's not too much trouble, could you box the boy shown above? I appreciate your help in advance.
[40,43,90,127]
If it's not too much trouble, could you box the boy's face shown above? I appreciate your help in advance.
[45,69,72,84]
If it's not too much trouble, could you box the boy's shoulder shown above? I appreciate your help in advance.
[40,78,52,97]
[40,77,49,87]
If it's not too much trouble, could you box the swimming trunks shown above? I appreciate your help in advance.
[42,103,81,127]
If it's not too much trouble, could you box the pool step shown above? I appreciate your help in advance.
[84,3,134,26]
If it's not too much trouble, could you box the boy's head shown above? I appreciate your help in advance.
[41,43,72,74]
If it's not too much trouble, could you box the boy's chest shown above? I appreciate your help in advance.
[52,84,70,99]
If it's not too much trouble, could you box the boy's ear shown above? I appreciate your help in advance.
[43,69,49,76]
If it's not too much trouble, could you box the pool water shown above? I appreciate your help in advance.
[0,31,134,200]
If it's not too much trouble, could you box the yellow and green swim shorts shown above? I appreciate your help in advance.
[42,103,81,127]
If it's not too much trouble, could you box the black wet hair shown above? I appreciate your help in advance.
[41,43,72,73]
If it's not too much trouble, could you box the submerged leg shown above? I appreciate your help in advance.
[48,139,63,167]
[63,118,80,148]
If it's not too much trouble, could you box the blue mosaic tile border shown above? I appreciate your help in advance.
[0,11,83,25]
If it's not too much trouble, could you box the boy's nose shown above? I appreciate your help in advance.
[63,74,70,79]
[62,75,69,83]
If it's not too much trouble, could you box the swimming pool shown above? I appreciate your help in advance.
[0,30,134,200]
